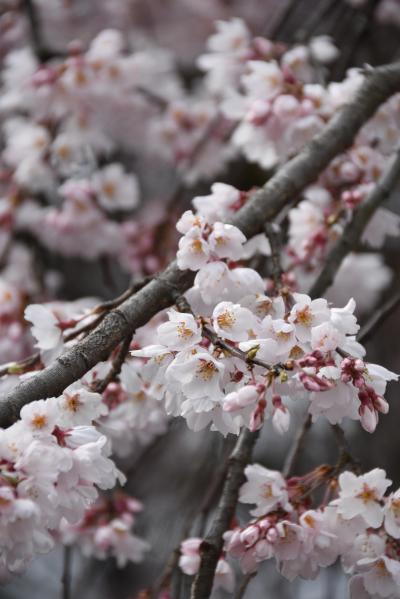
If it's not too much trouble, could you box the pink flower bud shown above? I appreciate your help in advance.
[223,392,240,412]
[266,527,278,543]
[246,99,271,126]
[339,161,360,183]
[373,395,389,414]
[249,399,266,431]
[272,407,290,434]
[273,94,299,119]
[299,372,333,392]
[224,529,242,552]
[359,405,378,433]
[255,539,272,559]
[237,386,259,407]
[257,518,271,532]
[240,525,260,548]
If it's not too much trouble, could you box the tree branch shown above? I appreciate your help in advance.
[90,333,133,394]
[265,222,284,290]
[233,572,257,599]
[283,413,313,477]
[2,61,400,428]
[309,147,400,298]
[190,428,260,599]
[61,545,72,599]
[23,0,65,62]
[358,288,400,344]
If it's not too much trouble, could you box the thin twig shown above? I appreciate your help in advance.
[330,424,361,472]
[0,352,41,378]
[0,277,151,376]
[91,333,134,394]
[358,289,400,344]
[283,413,312,477]
[234,572,257,599]
[61,545,72,599]
[22,0,65,62]
[175,296,277,372]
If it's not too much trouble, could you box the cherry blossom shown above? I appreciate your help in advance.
[334,469,392,528]
[239,465,291,516]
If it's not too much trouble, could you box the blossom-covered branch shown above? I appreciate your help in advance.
[309,148,400,297]
[2,60,400,429]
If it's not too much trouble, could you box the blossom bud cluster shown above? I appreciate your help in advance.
[224,464,400,598]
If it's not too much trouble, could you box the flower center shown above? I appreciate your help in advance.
[64,392,82,413]
[32,414,47,429]
[276,331,291,342]
[303,514,316,528]
[102,181,116,198]
[217,310,236,330]
[357,483,377,504]
[390,498,400,518]
[177,323,194,339]
[196,359,218,381]
[262,483,273,499]
[191,239,204,253]
[132,391,146,402]
[295,306,313,326]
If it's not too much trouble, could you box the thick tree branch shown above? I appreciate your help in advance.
[2,61,400,428]
[309,148,400,298]
[190,428,260,599]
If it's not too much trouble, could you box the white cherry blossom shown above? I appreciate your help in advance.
[212,301,257,342]
[240,464,292,517]
[157,310,202,351]
[334,469,391,527]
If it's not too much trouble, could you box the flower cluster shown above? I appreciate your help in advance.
[60,492,150,567]
[0,28,182,276]
[96,359,168,459]
[224,464,400,598]
[0,383,124,578]
[130,192,397,436]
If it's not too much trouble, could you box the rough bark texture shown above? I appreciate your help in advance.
[2,61,400,428]
[190,428,260,599]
